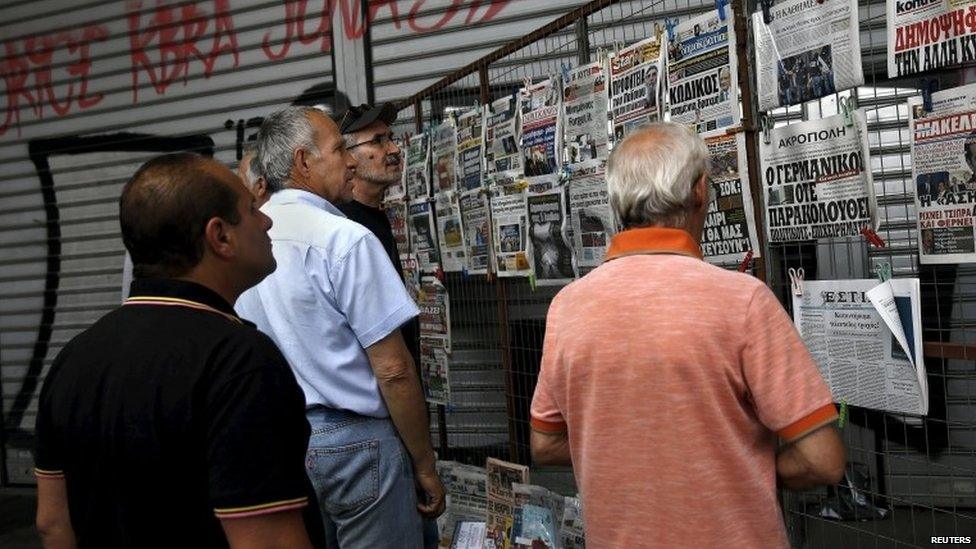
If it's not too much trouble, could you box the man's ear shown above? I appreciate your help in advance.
[692,173,710,210]
[293,148,311,182]
[203,217,234,260]
[254,177,268,200]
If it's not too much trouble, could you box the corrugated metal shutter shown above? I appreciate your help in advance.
[0,0,335,484]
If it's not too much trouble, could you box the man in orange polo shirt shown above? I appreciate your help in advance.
[530,123,845,548]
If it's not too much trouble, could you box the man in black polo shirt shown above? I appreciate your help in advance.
[34,153,319,548]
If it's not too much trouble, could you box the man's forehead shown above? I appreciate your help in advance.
[349,120,391,138]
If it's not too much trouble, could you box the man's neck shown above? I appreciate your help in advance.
[351,177,387,208]
[177,269,241,308]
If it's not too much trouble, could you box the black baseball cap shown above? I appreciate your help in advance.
[339,102,398,134]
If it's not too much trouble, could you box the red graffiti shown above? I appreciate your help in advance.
[0,25,107,137]
[127,0,239,103]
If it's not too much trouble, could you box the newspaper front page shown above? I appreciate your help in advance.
[793,278,928,415]
[563,61,610,166]
[609,36,663,142]
[435,191,467,272]
[387,137,407,200]
[702,131,761,263]
[560,497,585,549]
[457,107,486,191]
[887,0,976,78]
[666,9,739,132]
[490,183,532,277]
[511,484,564,549]
[383,198,410,258]
[568,160,616,275]
[909,82,976,263]
[486,95,523,179]
[432,118,458,194]
[527,180,576,285]
[753,0,863,111]
[484,458,529,549]
[521,79,561,178]
[408,200,440,273]
[436,461,488,547]
[405,133,430,201]
[418,276,451,349]
[459,189,493,274]
[420,337,450,405]
[760,111,877,242]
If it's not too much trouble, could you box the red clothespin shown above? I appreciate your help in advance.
[435,266,445,283]
[738,250,754,272]
[861,227,885,248]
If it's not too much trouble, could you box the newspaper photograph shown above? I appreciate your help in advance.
[527,181,576,285]
[760,111,877,242]
[887,0,976,78]
[490,183,532,277]
[485,458,529,549]
[568,160,616,275]
[793,278,927,415]
[908,82,976,264]
[609,36,663,142]
[405,133,430,201]
[383,198,410,258]
[521,78,561,178]
[666,8,739,132]
[459,189,493,275]
[435,191,467,272]
[408,200,440,273]
[418,276,451,349]
[457,106,486,191]
[702,130,761,263]
[432,118,458,193]
[420,337,450,405]
[753,0,863,111]
[563,61,610,166]
[486,95,523,178]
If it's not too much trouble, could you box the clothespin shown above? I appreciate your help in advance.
[921,78,938,112]
[716,0,728,21]
[760,114,773,145]
[529,272,537,291]
[837,401,848,429]
[760,0,774,24]
[560,62,571,84]
[653,22,663,41]
[839,96,857,127]
[737,250,754,273]
[788,267,804,296]
[876,262,892,283]
[435,266,445,283]
[861,227,886,248]
[665,18,678,42]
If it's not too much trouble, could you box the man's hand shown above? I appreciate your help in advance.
[414,467,446,518]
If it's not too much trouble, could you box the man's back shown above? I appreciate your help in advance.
[35,280,313,548]
[532,253,835,548]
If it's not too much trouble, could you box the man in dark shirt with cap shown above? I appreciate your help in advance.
[34,153,320,549]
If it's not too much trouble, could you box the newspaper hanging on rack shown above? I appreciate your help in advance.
[419,276,450,348]
[908,82,976,264]
[753,0,863,111]
[563,61,610,166]
[386,137,407,200]
[702,130,760,263]
[405,133,430,201]
[486,96,523,178]
[760,111,877,242]
[457,107,486,191]
[521,79,561,178]
[459,189,493,274]
[432,118,458,194]
[887,0,976,78]
[793,278,927,415]
[609,36,662,142]
[568,160,616,275]
[527,178,576,285]
[384,198,410,258]
[408,200,440,272]
[666,8,739,132]
[435,191,467,272]
[489,178,532,277]
[420,337,450,405]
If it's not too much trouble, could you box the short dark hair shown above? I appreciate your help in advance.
[120,153,242,279]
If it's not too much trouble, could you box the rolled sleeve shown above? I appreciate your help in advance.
[34,357,66,479]
[531,297,568,434]
[741,285,837,442]
[332,234,419,349]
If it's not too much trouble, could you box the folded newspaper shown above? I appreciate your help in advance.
[792,278,927,415]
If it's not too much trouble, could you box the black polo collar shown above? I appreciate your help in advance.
[127,278,245,324]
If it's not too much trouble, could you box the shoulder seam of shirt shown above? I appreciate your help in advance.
[328,232,373,278]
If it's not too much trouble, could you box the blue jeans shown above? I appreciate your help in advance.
[305,407,439,549]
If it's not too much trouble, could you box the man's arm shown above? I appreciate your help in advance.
[777,423,846,490]
[366,330,445,518]
[220,510,312,549]
[530,429,572,466]
[36,477,76,549]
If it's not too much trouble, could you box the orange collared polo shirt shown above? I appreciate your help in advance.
[531,227,836,548]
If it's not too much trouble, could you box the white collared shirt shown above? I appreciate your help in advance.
[236,189,419,417]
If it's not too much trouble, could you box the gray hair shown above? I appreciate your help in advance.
[256,106,322,194]
[606,123,709,229]
[240,146,262,189]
